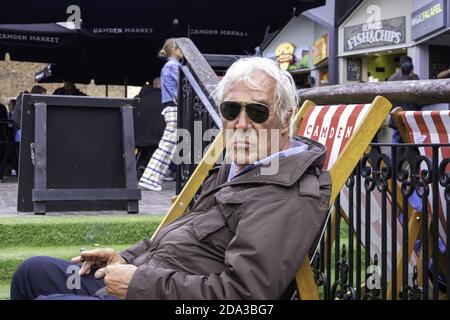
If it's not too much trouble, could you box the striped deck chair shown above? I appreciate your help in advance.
[391,108,450,294]
[297,103,424,299]
[307,106,421,297]
[152,95,391,300]
[293,97,392,299]
[393,109,449,237]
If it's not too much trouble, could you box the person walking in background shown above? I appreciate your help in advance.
[7,99,16,121]
[138,38,183,191]
[388,55,422,212]
[388,55,420,82]
[12,86,47,142]
[133,77,167,179]
[387,55,420,143]
[1,99,18,177]
[53,80,86,96]
[0,103,7,121]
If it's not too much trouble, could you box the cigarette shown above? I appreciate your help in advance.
[79,248,87,262]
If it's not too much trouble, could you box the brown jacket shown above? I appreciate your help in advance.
[120,136,331,299]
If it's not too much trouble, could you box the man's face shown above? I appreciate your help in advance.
[222,71,289,167]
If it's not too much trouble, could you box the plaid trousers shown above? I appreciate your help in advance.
[139,106,177,188]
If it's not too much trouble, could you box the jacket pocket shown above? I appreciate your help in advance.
[192,209,228,241]
[214,187,245,218]
[298,173,321,199]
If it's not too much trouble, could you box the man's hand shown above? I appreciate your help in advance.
[71,248,126,278]
[104,264,137,299]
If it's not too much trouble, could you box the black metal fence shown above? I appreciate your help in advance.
[318,143,449,300]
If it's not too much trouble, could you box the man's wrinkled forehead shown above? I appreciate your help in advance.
[223,70,276,100]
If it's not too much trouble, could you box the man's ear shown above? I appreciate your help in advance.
[280,108,293,135]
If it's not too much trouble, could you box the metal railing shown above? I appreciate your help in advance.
[317,143,449,300]
[175,63,220,195]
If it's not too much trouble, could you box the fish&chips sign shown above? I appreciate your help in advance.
[344,16,406,52]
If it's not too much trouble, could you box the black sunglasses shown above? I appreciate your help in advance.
[220,100,272,124]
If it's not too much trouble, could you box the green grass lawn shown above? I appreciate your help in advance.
[316,222,369,299]
[0,214,365,300]
[0,215,164,300]
[0,281,9,300]
[0,215,163,248]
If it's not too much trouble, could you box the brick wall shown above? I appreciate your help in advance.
[0,56,140,106]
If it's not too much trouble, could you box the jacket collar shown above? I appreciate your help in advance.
[213,135,326,189]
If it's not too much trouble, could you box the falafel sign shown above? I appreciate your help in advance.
[411,0,446,40]
[344,16,406,52]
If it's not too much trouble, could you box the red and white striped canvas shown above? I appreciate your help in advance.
[298,104,416,278]
[339,185,418,277]
[298,104,372,170]
[402,110,450,246]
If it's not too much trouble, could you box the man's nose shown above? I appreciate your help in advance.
[235,109,251,129]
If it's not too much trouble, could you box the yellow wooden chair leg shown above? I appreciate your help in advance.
[296,257,319,300]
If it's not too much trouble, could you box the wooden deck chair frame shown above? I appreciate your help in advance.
[151,96,391,300]
[291,96,392,299]
[298,105,420,299]
[390,107,448,298]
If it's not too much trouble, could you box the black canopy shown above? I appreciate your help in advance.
[0,1,324,28]
[1,0,326,85]
[0,0,325,54]
[0,22,79,63]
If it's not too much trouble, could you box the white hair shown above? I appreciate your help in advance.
[212,57,298,133]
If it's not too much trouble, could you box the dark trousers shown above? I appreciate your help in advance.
[10,256,118,300]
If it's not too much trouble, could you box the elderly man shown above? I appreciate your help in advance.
[11,57,331,300]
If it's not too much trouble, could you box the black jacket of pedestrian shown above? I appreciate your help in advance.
[133,84,166,147]
[53,87,87,96]
[387,71,421,128]
[0,104,8,121]
[11,93,26,130]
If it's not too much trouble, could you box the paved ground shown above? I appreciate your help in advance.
[0,176,175,217]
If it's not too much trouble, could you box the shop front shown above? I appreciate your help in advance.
[410,0,450,109]
[312,32,330,86]
[410,0,449,79]
[338,0,414,84]
[263,5,335,88]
